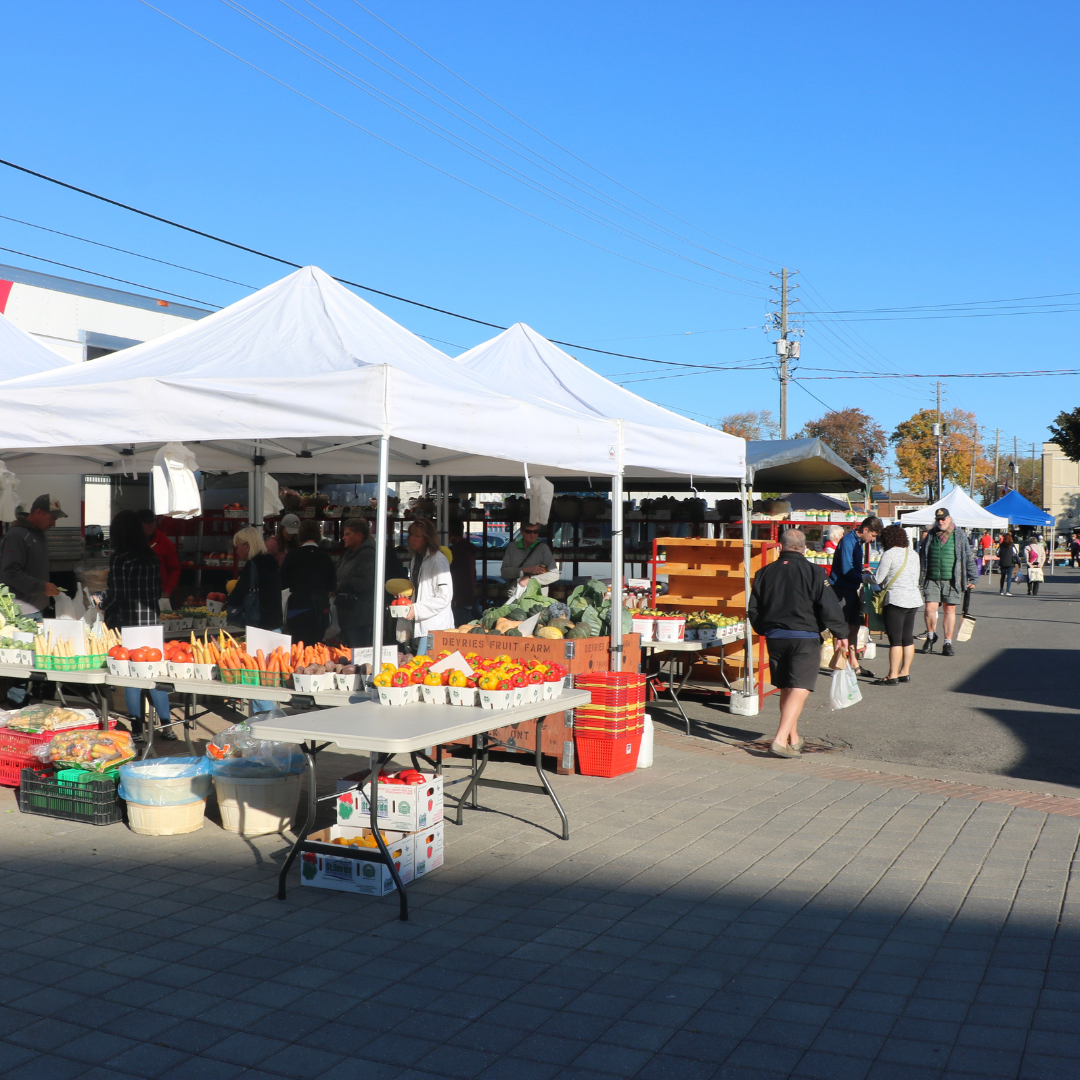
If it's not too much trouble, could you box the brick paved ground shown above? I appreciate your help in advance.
[2,725,1080,1080]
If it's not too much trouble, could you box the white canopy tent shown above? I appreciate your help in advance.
[898,486,1008,529]
[0,267,745,671]
[457,322,749,679]
[0,311,72,379]
[0,267,633,669]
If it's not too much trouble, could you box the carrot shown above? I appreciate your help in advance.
[256,649,266,671]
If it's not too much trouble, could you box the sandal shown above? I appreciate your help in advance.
[897,675,911,683]
[872,677,899,686]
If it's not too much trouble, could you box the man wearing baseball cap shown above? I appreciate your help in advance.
[266,513,301,567]
[918,507,977,656]
[0,494,67,617]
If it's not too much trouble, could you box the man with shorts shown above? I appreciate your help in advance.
[829,515,883,677]
[919,507,977,656]
[749,529,849,759]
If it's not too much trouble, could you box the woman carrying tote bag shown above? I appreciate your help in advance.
[866,524,922,686]
[1026,537,1047,596]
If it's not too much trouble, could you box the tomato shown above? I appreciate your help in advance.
[108,646,130,660]
[146,648,163,662]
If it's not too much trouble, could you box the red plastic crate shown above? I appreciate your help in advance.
[575,732,641,777]
[0,719,116,756]
[574,672,645,706]
[0,752,49,787]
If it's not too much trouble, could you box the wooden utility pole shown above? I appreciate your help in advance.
[935,382,943,500]
[993,428,1000,499]
[969,421,979,496]
[779,268,789,439]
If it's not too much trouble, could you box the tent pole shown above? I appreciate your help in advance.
[371,434,390,690]
[610,471,624,672]
[740,480,755,699]
[252,440,264,527]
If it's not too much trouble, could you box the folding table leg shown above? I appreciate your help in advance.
[455,734,490,825]
[368,751,408,921]
[277,741,323,900]
[533,717,569,840]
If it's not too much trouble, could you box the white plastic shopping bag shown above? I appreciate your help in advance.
[829,666,862,711]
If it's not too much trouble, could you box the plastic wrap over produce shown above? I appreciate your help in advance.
[205,719,304,778]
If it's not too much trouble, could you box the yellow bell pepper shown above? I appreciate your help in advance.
[373,672,392,687]
[424,672,442,686]
[448,670,467,687]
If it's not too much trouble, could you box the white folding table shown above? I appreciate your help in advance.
[252,689,592,920]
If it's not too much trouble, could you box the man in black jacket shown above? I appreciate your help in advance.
[748,529,850,758]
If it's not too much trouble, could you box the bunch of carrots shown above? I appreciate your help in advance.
[187,632,351,674]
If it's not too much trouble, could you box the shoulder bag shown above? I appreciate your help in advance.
[863,547,909,621]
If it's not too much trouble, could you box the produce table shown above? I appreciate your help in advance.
[642,628,746,735]
[253,689,592,920]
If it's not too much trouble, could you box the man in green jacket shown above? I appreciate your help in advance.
[918,507,977,656]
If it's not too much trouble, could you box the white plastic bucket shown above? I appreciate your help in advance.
[655,617,685,642]
[729,680,760,717]
[127,799,207,836]
[636,715,654,769]
[212,773,301,835]
[631,617,655,642]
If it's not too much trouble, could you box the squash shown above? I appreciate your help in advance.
[503,628,523,637]
[565,625,589,640]
[536,626,563,640]
[495,617,523,634]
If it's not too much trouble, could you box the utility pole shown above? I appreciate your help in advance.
[1013,435,1019,491]
[934,382,944,501]
[1031,441,1036,502]
[969,421,979,496]
[779,268,789,439]
[993,428,1000,499]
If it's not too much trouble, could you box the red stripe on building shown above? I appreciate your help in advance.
[0,280,12,314]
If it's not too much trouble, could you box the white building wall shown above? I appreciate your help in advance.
[3,280,202,362]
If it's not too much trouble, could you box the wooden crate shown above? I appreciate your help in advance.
[430,632,640,675]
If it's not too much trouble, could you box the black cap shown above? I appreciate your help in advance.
[934,508,949,520]
[136,509,157,525]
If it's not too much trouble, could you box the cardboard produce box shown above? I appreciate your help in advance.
[336,771,444,832]
[299,826,414,895]
[413,821,444,879]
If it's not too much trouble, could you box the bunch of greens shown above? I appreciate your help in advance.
[475,578,631,638]
[0,585,43,633]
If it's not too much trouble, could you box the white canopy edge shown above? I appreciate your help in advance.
[898,486,1008,529]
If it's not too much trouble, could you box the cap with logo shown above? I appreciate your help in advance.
[934,508,949,520]
[31,494,68,519]
[280,513,300,536]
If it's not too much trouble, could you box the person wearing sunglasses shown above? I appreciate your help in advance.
[501,523,559,600]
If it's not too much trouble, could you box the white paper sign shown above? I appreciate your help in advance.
[12,630,35,645]
[429,650,474,677]
[246,626,291,656]
[122,625,165,652]
[353,646,399,668]
[42,619,87,652]
[517,613,541,638]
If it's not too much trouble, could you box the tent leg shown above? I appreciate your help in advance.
[252,440,264,527]
[371,435,391,682]
[610,472,624,673]
[740,481,754,699]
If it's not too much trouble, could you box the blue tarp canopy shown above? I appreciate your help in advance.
[983,489,1054,526]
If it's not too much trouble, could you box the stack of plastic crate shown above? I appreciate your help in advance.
[572,671,646,777]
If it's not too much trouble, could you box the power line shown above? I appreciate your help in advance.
[220,0,771,291]
[0,246,221,307]
[0,213,257,290]
[138,1,768,301]
[796,368,1080,380]
[276,0,777,285]
[791,379,835,413]
[348,0,782,274]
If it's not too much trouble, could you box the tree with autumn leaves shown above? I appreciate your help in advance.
[890,407,993,501]
[798,408,887,486]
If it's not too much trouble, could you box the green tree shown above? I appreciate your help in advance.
[1048,408,1080,462]
[799,407,887,485]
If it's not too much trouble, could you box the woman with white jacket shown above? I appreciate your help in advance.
[398,519,454,648]
[867,523,923,685]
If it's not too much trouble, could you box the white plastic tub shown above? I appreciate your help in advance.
[212,773,301,835]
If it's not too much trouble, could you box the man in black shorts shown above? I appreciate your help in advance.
[749,529,850,758]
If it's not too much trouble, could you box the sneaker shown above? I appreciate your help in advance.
[942,642,955,656]
[920,633,937,654]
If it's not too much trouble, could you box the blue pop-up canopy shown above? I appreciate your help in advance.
[983,489,1054,526]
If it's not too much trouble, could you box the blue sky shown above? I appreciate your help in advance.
[1,1,1076,474]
